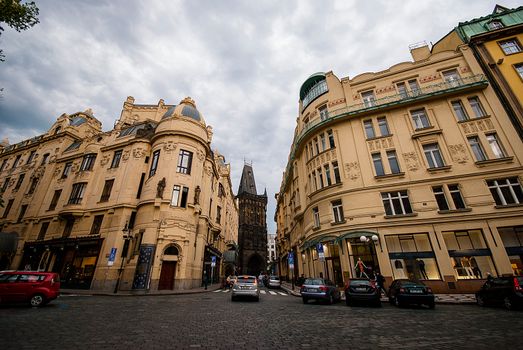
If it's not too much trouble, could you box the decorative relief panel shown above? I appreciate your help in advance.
[448,144,469,164]
[402,152,419,171]
[419,74,440,83]
[122,150,130,161]
[53,167,61,178]
[344,162,360,180]
[197,149,205,161]
[368,137,394,151]
[160,218,196,232]
[375,85,396,95]
[100,155,110,166]
[327,98,346,108]
[163,141,176,153]
[460,67,470,73]
[461,118,494,134]
[71,162,80,173]
[133,148,145,159]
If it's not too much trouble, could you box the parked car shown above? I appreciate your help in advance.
[268,275,281,289]
[0,271,60,307]
[344,278,381,307]
[231,275,260,301]
[388,279,435,309]
[300,278,341,304]
[475,276,523,310]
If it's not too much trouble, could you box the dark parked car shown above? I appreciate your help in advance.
[300,278,341,304]
[0,271,60,307]
[344,278,381,307]
[388,279,435,309]
[475,276,523,310]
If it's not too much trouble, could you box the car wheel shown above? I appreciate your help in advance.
[394,297,402,307]
[504,297,513,310]
[476,295,485,307]
[30,294,45,307]
[302,297,308,304]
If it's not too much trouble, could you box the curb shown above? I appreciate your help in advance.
[60,286,222,297]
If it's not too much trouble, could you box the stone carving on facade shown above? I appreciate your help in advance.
[204,164,212,176]
[344,162,360,180]
[448,144,469,164]
[163,141,176,153]
[197,149,205,161]
[133,148,145,159]
[156,177,166,199]
[403,152,419,171]
[100,154,111,166]
[206,126,213,142]
[53,166,62,178]
[160,218,196,232]
[194,185,201,205]
[71,162,80,173]
[122,150,130,162]
[461,119,494,135]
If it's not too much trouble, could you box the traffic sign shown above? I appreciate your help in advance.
[288,252,294,270]
[316,243,325,262]
[211,255,216,267]
[108,247,117,266]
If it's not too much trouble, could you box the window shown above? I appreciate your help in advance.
[171,185,181,206]
[2,199,14,218]
[41,153,49,165]
[396,82,408,98]
[216,206,222,224]
[451,100,469,121]
[468,136,487,161]
[324,164,332,186]
[27,177,39,194]
[177,149,193,174]
[171,185,189,208]
[80,154,97,171]
[423,143,445,168]
[37,222,49,240]
[487,177,523,206]
[468,97,486,118]
[486,133,506,159]
[100,179,114,202]
[410,109,430,129]
[408,79,420,95]
[364,120,375,139]
[136,173,145,199]
[17,205,27,223]
[302,79,328,108]
[499,39,521,55]
[498,226,523,275]
[1,177,10,192]
[377,117,390,136]
[432,186,449,211]
[433,184,466,211]
[317,168,324,188]
[68,182,87,204]
[361,90,376,108]
[381,191,413,216]
[27,151,36,164]
[312,170,318,191]
[110,150,123,168]
[331,200,344,223]
[63,218,75,238]
[319,105,329,121]
[149,150,160,177]
[488,20,503,30]
[54,126,62,134]
[320,133,327,151]
[515,63,523,79]
[12,155,21,169]
[443,230,497,279]
[313,138,320,154]
[0,159,7,172]
[372,153,385,176]
[448,184,466,209]
[312,207,320,228]
[442,69,461,86]
[387,150,401,174]
[90,215,104,235]
[14,174,25,190]
[385,233,440,280]
[62,162,72,178]
[48,189,62,210]
[332,161,341,184]
[327,130,335,148]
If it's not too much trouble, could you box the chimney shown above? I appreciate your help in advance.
[409,41,431,62]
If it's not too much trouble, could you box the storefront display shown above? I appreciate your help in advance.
[498,225,523,276]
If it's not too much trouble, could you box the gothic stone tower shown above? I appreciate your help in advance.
[237,163,268,275]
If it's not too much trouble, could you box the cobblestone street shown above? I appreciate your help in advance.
[1,288,522,349]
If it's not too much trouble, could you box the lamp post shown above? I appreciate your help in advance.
[113,222,133,294]
[358,235,379,277]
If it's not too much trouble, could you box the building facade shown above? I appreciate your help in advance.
[0,96,238,292]
[267,232,277,274]
[237,163,268,275]
[276,39,523,293]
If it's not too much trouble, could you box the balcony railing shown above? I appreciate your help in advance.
[281,74,488,190]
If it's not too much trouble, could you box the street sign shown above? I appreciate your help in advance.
[211,255,216,267]
[288,252,294,270]
[108,247,117,266]
[316,243,325,262]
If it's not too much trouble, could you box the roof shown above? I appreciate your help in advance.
[456,5,523,42]
[160,97,205,123]
[238,163,258,195]
[299,72,326,100]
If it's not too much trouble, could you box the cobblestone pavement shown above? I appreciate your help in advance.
[1,287,521,350]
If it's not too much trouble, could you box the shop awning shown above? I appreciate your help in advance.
[0,232,18,253]
[300,234,338,251]
[334,231,379,244]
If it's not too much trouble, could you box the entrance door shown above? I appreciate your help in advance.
[158,261,176,290]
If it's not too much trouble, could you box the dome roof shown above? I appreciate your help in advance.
[160,97,205,124]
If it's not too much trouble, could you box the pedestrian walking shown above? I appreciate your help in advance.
[203,270,208,290]
[375,271,387,296]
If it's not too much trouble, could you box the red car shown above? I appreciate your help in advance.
[0,271,60,307]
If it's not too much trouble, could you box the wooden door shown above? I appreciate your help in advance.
[158,261,176,290]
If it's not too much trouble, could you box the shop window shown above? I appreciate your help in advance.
[498,226,523,276]
[385,233,440,280]
[443,230,497,279]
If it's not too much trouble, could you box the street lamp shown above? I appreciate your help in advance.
[113,221,133,294]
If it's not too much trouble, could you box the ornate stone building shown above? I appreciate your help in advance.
[0,96,238,292]
[237,163,268,275]
[276,35,523,293]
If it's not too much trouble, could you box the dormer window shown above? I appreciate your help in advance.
[487,20,503,30]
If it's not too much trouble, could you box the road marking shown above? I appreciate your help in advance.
[277,292,287,296]
[213,290,223,293]
[269,291,277,295]
[260,290,266,294]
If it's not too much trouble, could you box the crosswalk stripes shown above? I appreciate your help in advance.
[214,289,288,297]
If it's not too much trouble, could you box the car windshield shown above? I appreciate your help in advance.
[401,281,424,287]
[270,276,279,280]
[237,277,256,284]
[350,280,371,286]
[304,278,324,285]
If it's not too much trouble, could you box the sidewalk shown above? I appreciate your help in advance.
[60,284,222,297]
[280,282,477,304]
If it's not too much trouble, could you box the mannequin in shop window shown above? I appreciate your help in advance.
[470,257,482,278]
[461,256,474,278]
[354,257,369,278]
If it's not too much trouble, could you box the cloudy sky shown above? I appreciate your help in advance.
[0,0,520,232]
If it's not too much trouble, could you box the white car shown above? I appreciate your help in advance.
[268,275,281,289]
[231,275,260,301]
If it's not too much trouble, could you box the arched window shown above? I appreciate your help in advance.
[164,246,179,255]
